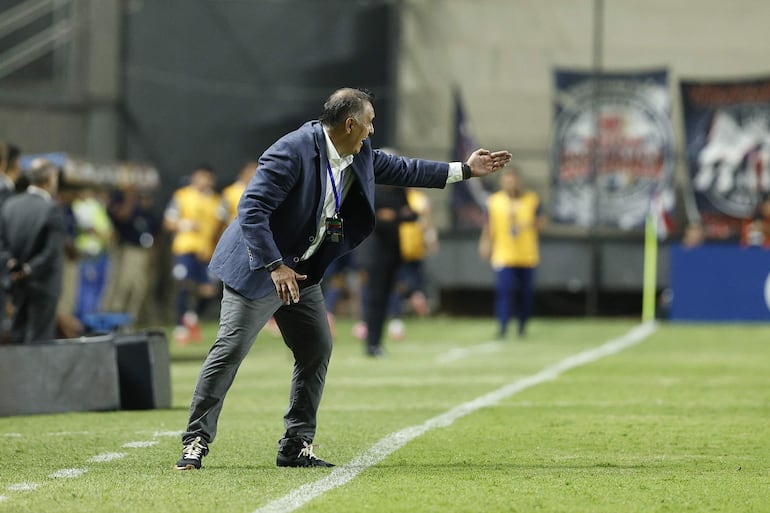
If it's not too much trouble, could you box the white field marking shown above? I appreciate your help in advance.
[436,341,501,364]
[252,321,657,513]
[88,452,127,463]
[152,430,183,438]
[1,431,93,438]
[122,440,158,448]
[7,482,39,492]
[48,468,87,479]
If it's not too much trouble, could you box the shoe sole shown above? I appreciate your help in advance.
[174,464,199,470]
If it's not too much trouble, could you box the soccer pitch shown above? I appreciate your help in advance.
[1,318,768,513]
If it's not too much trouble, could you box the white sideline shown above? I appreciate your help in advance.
[436,341,501,363]
[88,452,127,463]
[252,321,657,513]
[48,468,86,479]
[7,483,38,492]
[123,440,158,448]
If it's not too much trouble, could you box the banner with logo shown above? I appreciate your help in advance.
[551,69,675,230]
[680,77,770,239]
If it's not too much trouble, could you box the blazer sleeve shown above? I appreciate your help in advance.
[371,149,449,189]
[237,139,300,269]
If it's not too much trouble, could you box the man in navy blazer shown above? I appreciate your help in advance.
[176,88,511,469]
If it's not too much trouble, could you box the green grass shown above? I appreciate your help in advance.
[1,318,769,512]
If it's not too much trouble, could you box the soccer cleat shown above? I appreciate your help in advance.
[365,345,385,358]
[175,436,209,470]
[276,441,334,468]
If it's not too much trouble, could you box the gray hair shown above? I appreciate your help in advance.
[27,159,58,186]
[319,88,374,127]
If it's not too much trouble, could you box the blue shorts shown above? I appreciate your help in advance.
[173,253,216,284]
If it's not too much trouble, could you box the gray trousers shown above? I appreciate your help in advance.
[182,283,332,446]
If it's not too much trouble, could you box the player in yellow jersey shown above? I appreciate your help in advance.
[164,165,227,344]
[386,188,438,339]
[479,166,545,338]
[221,161,257,223]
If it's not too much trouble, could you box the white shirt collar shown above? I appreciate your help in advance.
[27,185,52,202]
[323,127,354,169]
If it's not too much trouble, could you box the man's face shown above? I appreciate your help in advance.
[191,169,215,192]
[500,171,519,194]
[342,102,375,156]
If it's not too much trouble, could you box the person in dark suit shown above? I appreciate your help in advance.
[362,183,416,356]
[0,159,64,344]
[175,88,512,470]
[0,142,21,342]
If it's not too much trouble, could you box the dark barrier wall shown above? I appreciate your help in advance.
[122,0,399,202]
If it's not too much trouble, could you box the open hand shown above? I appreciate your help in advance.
[271,265,307,305]
[467,149,512,177]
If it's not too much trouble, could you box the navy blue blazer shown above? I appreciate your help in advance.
[210,121,450,300]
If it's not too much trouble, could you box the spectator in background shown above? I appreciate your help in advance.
[386,187,438,339]
[740,196,770,248]
[72,188,114,322]
[105,187,160,321]
[0,159,64,343]
[479,166,544,339]
[164,165,227,344]
[0,142,20,202]
[362,183,417,356]
[0,142,21,342]
[221,161,257,223]
[55,187,84,339]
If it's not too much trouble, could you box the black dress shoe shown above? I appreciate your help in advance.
[365,346,385,357]
[276,441,335,467]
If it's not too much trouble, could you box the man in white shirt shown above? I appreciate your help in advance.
[175,88,511,470]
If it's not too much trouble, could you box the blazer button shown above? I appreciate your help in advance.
[309,235,315,242]
[292,257,300,263]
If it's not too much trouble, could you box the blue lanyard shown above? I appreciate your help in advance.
[326,162,344,214]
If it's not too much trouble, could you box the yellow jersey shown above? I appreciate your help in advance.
[222,181,246,222]
[486,190,541,268]
[399,189,431,262]
[166,185,224,260]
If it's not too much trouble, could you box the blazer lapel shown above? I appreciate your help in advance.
[313,123,329,225]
